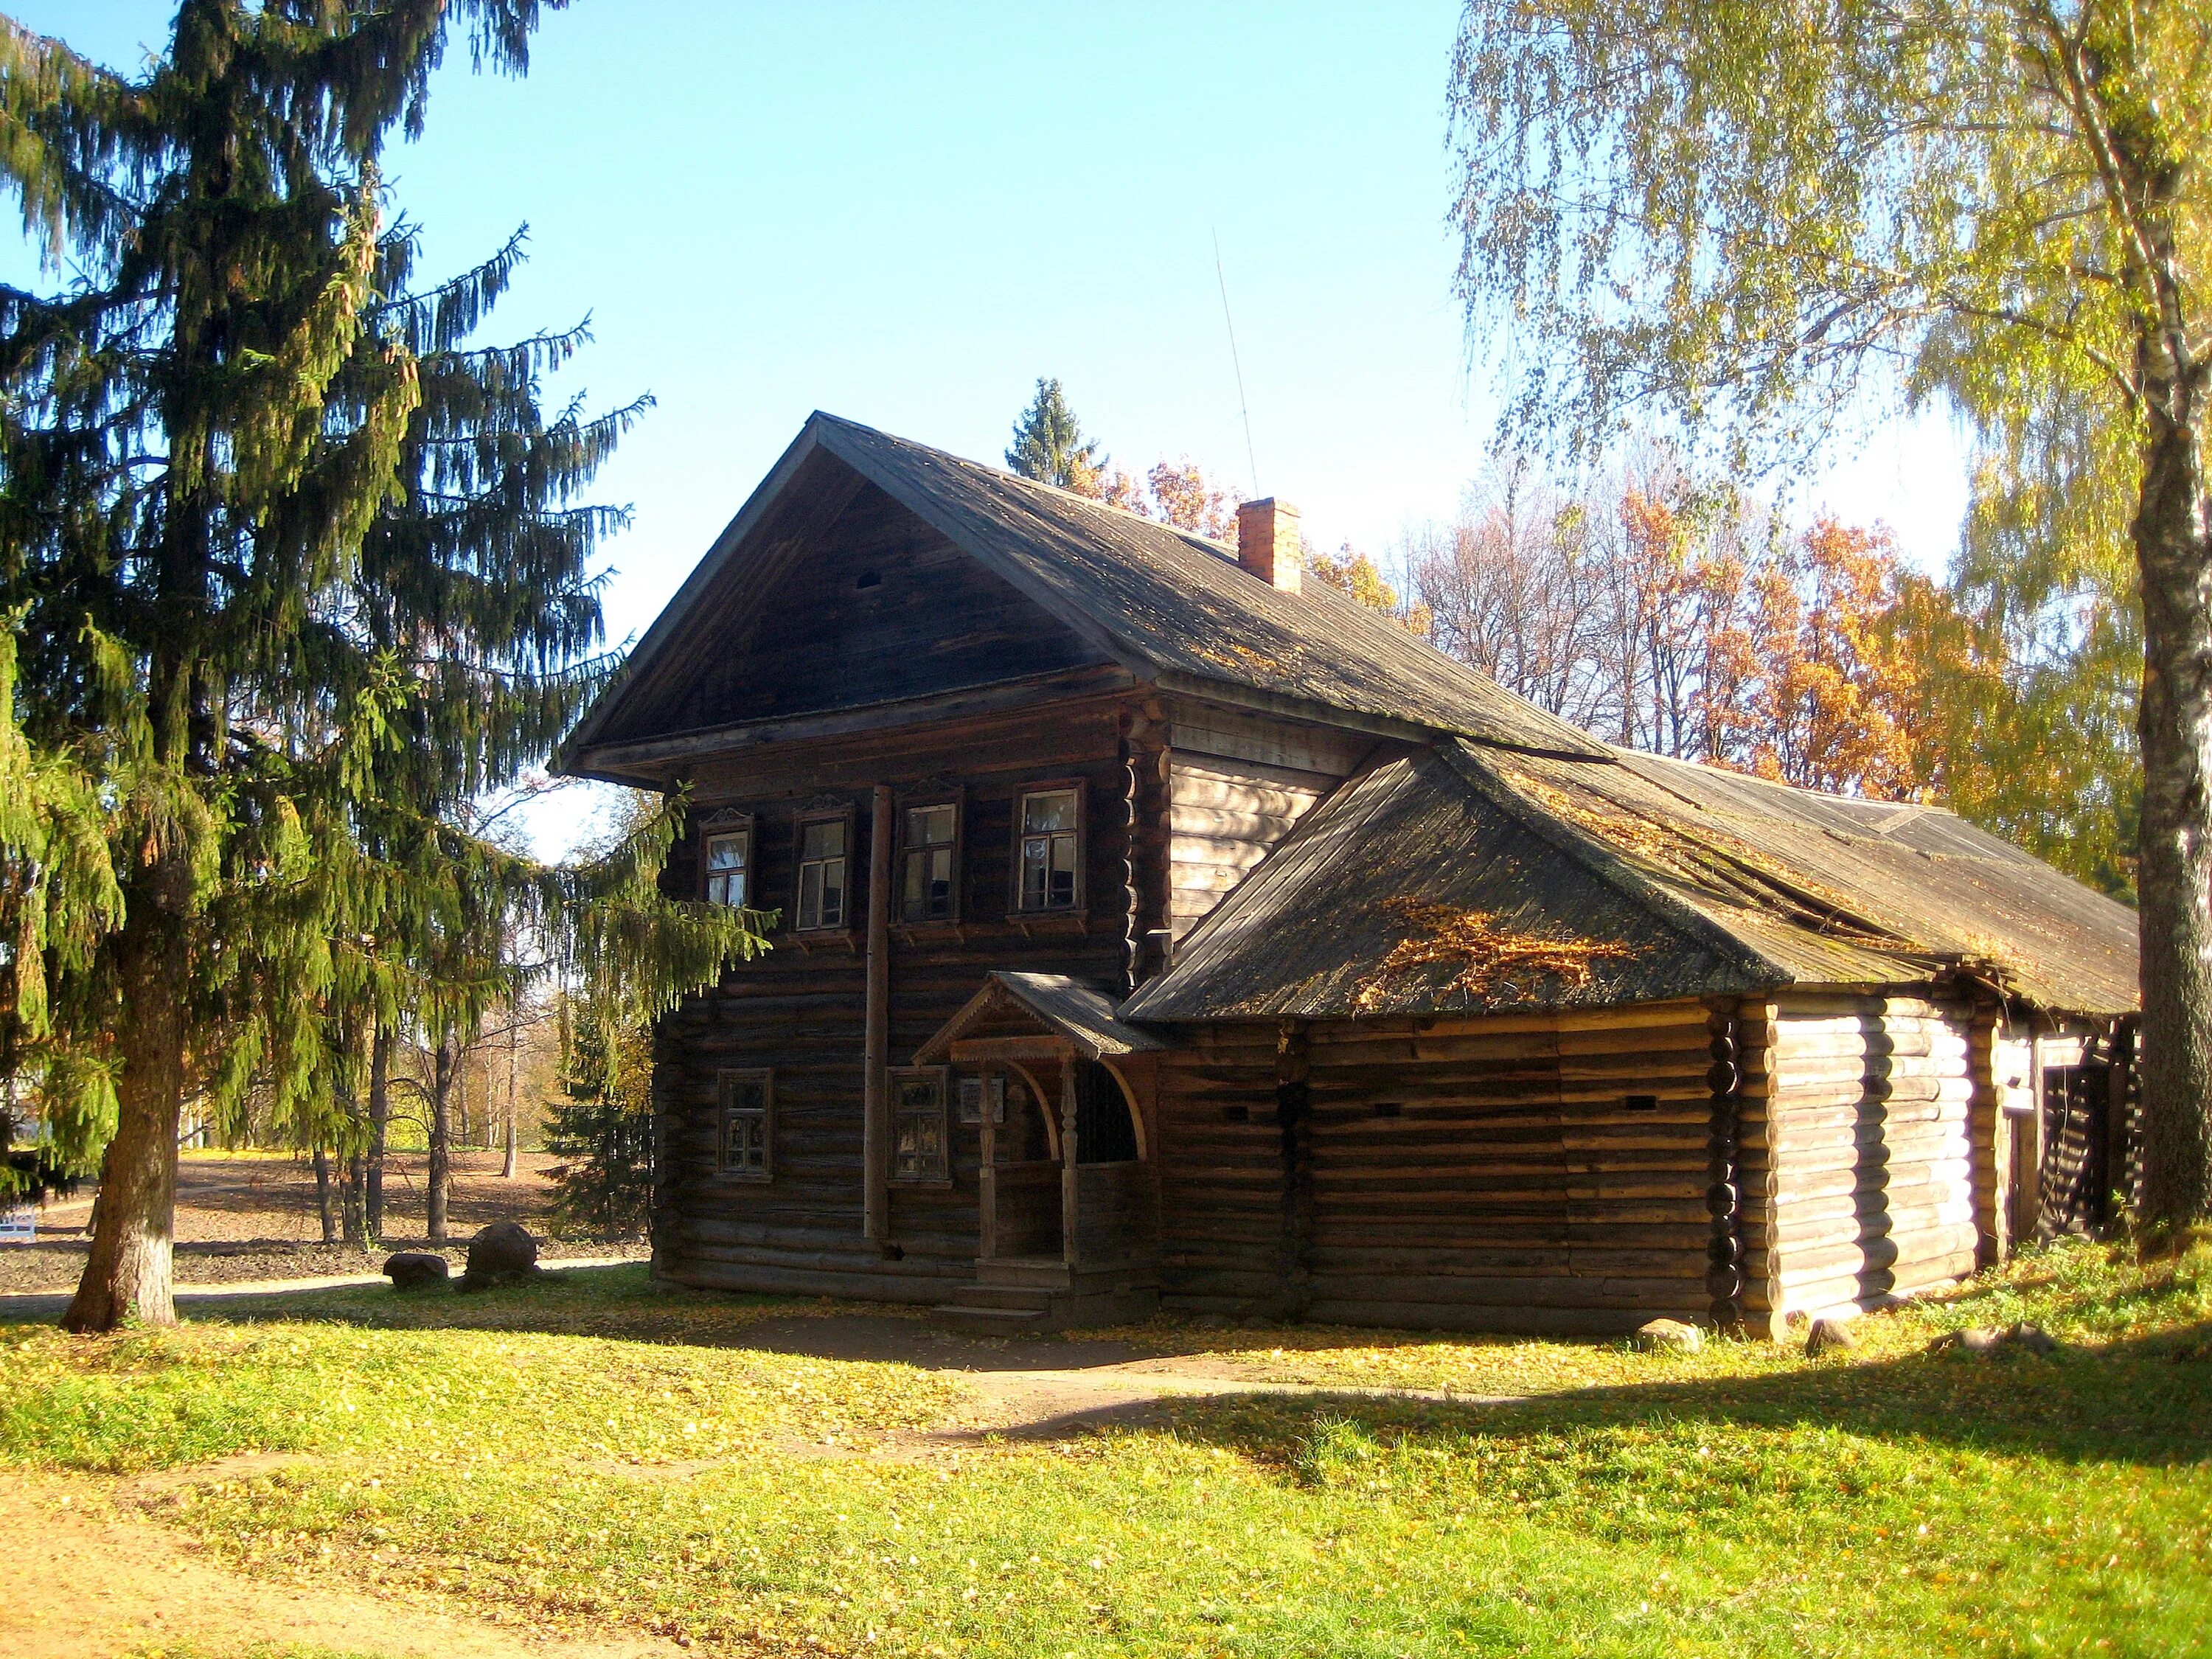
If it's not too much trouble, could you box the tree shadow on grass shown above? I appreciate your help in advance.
[212,1265,1172,1370]
[1129,1319,2212,1473]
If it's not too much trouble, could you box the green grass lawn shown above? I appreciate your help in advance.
[5,1242,2208,1658]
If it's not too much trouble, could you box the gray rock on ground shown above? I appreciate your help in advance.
[460,1220,542,1291]
[1631,1317,1705,1354]
[383,1251,451,1292]
[1930,1320,2061,1357]
[1805,1316,1857,1357]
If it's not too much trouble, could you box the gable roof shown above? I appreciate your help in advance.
[560,412,1609,771]
[1124,740,2139,1022]
[914,972,1171,1065]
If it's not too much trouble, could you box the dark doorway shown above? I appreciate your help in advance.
[1074,1060,1140,1164]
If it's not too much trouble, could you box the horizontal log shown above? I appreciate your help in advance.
[1296,1301,1700,1337]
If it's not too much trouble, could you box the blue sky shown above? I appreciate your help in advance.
[9,2,1974,846]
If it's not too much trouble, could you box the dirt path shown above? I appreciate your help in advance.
[0,1472,689,1659]
[726,1311,1518,1450]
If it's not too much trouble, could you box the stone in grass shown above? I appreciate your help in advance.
[1804,1316,1857,1357]
[1930,1321,2062,1358]
[383,1251,451,1292]
[459,1220,543,1292]
[1630,1318,1705,1355]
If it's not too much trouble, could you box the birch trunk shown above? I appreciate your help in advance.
[2123,89,2212,1234]
[2133,325,2212,1231]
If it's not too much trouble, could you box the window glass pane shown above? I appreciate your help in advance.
[1022,790,1077,835]
[725,1076,765,1112]
[1048,833,1077,905]
[925,847,953,917]
[705,832,749,908]
[725,1112,765,1171]
[801,819,845,860]
[798,862,824,929]
[818,860,845,927]
[907,804,955,847]
[1020,837,1048,908]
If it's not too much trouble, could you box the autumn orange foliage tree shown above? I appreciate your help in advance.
[1408,464,1992,803]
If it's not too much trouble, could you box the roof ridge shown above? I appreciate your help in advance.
[814,408,1240,560]
[1433,741,1779,978]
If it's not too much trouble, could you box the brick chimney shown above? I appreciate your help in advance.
[1235,497,1301,594]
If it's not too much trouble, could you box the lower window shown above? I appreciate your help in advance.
[718,1069,773,1180]
[888,1067,949,1183]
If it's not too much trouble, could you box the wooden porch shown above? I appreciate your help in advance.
[915,974,1166,1331]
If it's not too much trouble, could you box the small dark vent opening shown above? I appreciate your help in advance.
[854,570,883,590]
[1625,1093,1660,1113]
[1222,1105,1250,1124]
[1373,1102,1403,1119]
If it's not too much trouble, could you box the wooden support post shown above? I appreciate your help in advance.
[1704,999,1745,1328]
[1060,1060,1080,1270]
[1276,1020,1313,1321]
[978,1072,998,1262]
[863,785,892,1245]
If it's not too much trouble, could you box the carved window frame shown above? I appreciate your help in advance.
[888,1065,951,1186]
[897,793,963,925]
[716,1068,773,1182]
[1012,779,1085,914]
[700,812,754,910]
[792,805,855,934]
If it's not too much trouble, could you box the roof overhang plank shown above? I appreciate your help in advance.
[567,663,1141,782]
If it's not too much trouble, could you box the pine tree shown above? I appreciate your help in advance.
[1006,378,1105,492]
[0,4,766,1331]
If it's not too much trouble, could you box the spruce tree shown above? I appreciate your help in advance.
[542,990,654,1241]
[0,4,765,1330]
[1006,378,1105,491]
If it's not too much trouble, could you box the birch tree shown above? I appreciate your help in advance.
[1449,0,2211,1229]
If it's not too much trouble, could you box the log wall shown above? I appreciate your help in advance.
[651,703,1143,1304]
[1164,705,1367,940]
[1742,992,1978,1329]
[1150,1002,1719,1332]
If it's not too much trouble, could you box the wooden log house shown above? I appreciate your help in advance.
[557,413,2140,1335]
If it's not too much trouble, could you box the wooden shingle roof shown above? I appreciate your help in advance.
[1124,740,2140,1022]
[561,413,1610,768]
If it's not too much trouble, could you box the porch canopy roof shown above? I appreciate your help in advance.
[914,973,1172,1066]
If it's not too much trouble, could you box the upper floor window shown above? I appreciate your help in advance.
[795,813,849,931]
[703,828,751,908]
[1016,785,1082,911]
[901,801,959,923]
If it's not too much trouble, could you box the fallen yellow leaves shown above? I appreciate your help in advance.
[1353,897,1632,1012]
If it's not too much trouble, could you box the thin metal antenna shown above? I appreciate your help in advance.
[1214,229,1259,496]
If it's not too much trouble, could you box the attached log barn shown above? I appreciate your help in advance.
[557,413,2139,1336]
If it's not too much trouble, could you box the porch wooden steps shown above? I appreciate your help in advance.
[932,1255,1160,1334]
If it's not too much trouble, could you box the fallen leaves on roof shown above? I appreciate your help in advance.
[1352,897,1635,1015]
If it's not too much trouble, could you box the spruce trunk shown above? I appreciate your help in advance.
[63,914,188,1332]
[428,1033,457,1242]
[341,1155,366,1247]
[2132,321,2212,1232]
[366,1023,392,1242]
[313,1147,337,1242]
